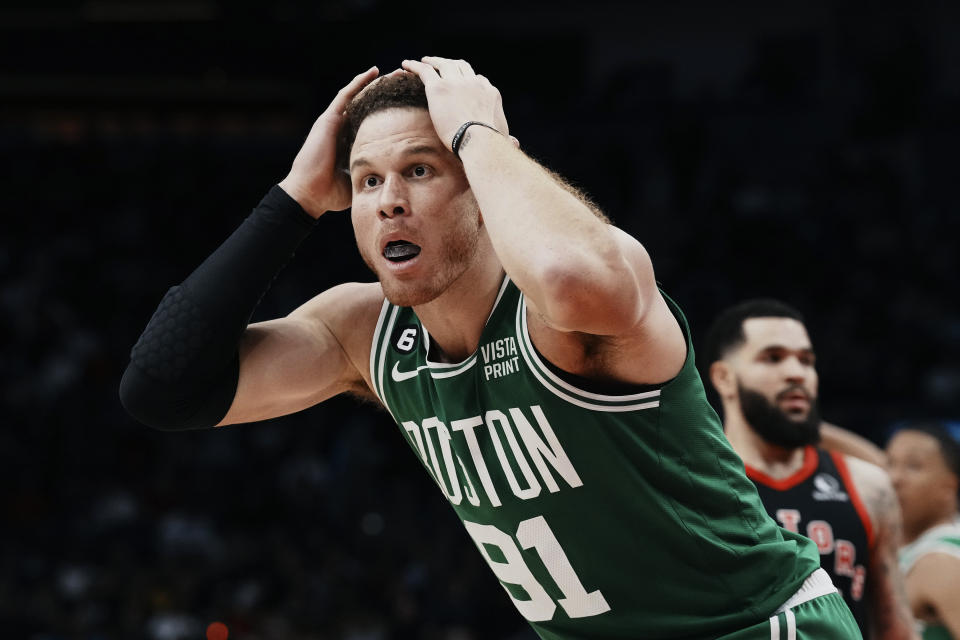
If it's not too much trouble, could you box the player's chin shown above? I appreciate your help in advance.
[380,279,439,308]
[781,407,811,422]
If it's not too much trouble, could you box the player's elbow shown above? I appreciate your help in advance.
[119,359,237,431]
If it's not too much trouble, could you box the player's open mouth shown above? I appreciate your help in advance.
[383,241,421,262]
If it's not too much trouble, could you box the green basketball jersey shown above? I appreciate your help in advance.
[368,277,820,639]
[899,521,960,640]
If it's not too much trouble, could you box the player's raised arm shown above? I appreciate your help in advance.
[401,57,666,341]
[821,421,889,467]
[119,67,382,430]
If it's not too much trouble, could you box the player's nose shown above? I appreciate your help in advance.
[782,355,808,382]
[378,175,409,219]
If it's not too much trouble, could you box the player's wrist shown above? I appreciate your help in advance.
[277,179,325,219]
[451,121,503,160]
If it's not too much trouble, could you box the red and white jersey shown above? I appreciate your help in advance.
[746,446,873,635]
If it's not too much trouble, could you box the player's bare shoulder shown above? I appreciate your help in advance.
[844,454,898,530]
[292,281,386,395]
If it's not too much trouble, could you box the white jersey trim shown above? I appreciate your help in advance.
[900,521,960,574]
[373,304,401,422]
[417,274,510,379]
[774,568,838,614]
[369,297,391,406]
[515,294,661,412]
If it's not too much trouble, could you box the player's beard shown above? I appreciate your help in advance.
[363,208,482,308]
[738,382,821,449]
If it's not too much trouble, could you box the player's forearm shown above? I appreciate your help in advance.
[119,186,316,430]
[459,128,646,333]
[866,472,921,640]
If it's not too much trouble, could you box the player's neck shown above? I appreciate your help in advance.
[413,250,505,363]
[905,510,959,544]
[725,410,807,477]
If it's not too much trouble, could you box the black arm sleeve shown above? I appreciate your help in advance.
[119,185,318,430]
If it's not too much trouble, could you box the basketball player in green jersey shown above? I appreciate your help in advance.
[121,58,860,638]
[887,424,960,639]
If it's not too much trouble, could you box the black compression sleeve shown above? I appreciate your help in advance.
[119,185,318,430]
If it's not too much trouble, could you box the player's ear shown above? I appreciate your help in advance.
[509,135,520,149]
[709,361,736,398]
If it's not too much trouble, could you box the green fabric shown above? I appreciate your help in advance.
[922,625,954,640]
[900,521,960,575]
[371,280,821,638]
[717,592,861,639]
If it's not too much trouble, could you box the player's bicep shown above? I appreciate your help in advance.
[218,283,383,425]
[217,313,356,425]
[526,232,685,386]
[525,227,656,335]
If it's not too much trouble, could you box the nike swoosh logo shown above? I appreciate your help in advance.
[391,361,431,382]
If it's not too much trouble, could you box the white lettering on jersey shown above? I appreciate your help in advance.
[775,508,801,533]
[422,417,463,505]
[771,508,868,603]
[480,337,521,380]
[512,406,583,492]
[464,515,611,622]
[835,539,856,577]
[486,409,542,500]
[806,520,835,553]
[396,326,418,352]
[451,416,503,507]
[406,405,582,508]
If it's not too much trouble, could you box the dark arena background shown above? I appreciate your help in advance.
[2,2,958,638]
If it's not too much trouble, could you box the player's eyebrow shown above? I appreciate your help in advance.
[401,144,444,158]
[758,345,816,356]
[350,144,444,173]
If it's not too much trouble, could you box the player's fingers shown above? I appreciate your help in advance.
[455,58,475,76]
[326,66,379,115]
[402,59,440,85]
[422,56,473,77]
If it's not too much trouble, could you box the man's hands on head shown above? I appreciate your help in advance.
[401,56,511,150]
[278,58,515,219]
[278,66,379,219]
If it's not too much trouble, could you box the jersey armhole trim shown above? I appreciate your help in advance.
[830,451,877,550]
[369,298,400,420]
[515,294,661,412]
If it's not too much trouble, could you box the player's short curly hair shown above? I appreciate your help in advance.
[336,72,428,171]
[332,71,610,223]
[703,299,806,365]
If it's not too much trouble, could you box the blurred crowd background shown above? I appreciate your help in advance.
[1,1,958,638]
